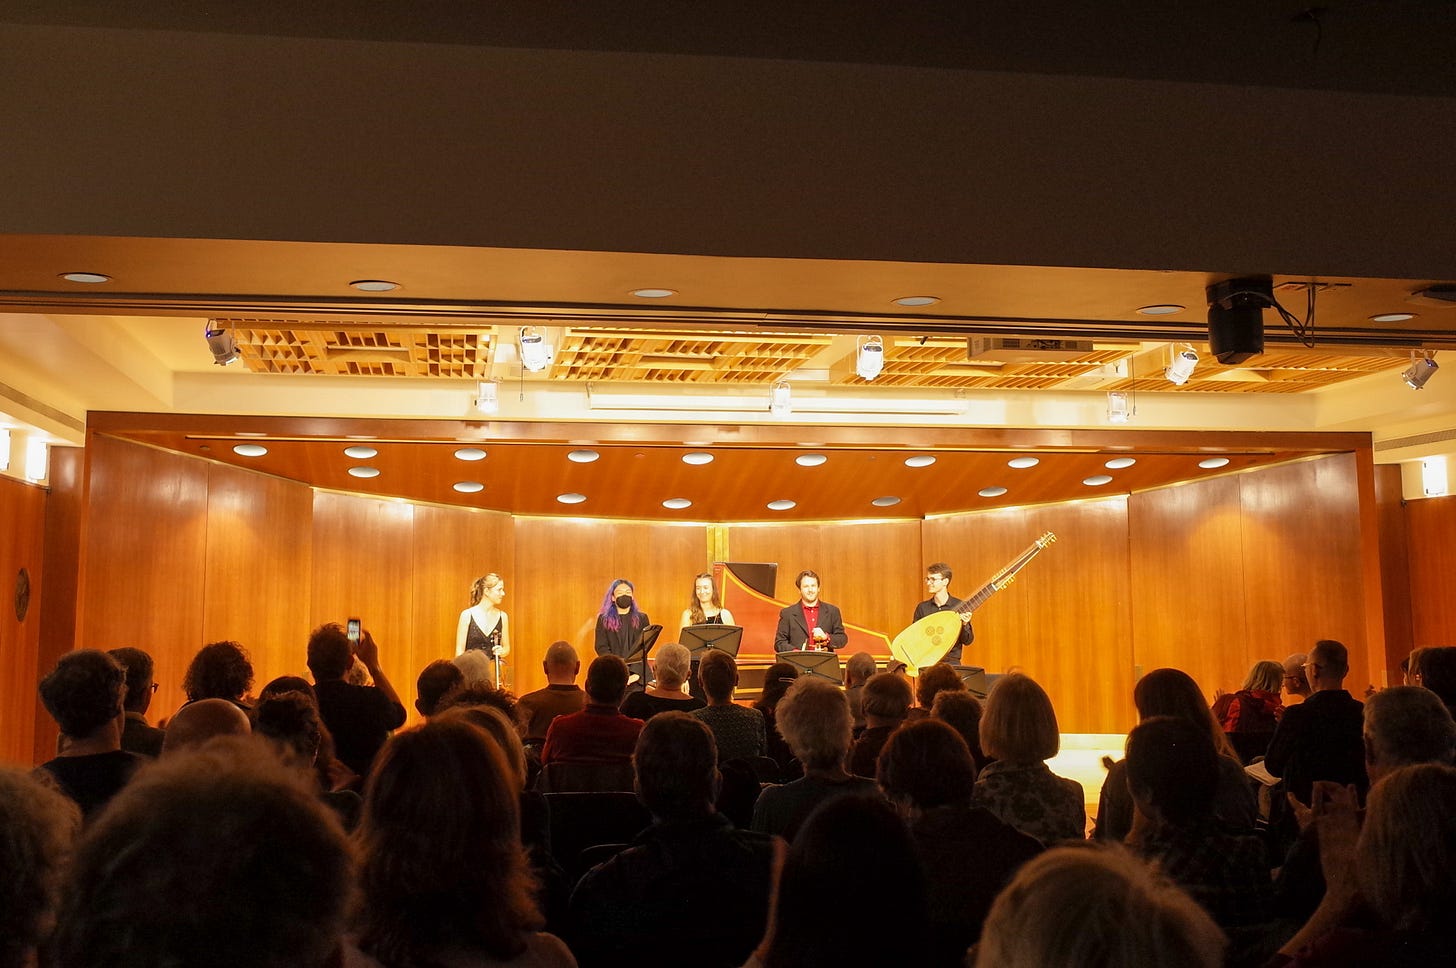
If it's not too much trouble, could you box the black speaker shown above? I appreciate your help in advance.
[1206,276,1271,364]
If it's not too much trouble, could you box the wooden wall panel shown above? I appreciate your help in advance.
[0,475,46,765]
[78,435,209,724]
[35,446,85,763]
[202,462,314,691]
[1374,463,1413,681]
[1407,494,1456,649]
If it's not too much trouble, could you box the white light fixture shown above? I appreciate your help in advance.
[232,444,268,457]
[662,498,692,509]
[682,451,714,465]
[630,288,676,298]
[0,428,8,471]
[518,327,552,372]
[348,467,381,479]
[978,486,1008,498]
[60,271,110,284]
[1402,352,1439,390]
[904,455,936,468]
[454,447,487,462]
[204,321,240,366]
[1083,474,1114,486]
[587,387,964,416]
[1422,458,1448,498]
[568,449,600,463]
[855,335,885,381]
[1371,312,1416,323]
[453,481,485,493]
[894,296,939,307]
[1137,304,1185,316]
[24,437,47,482]
[1007,456,1039,469]
[1105,457,1137,469]
[1199,457,1231,469]
[556,492,587,505]
[1164,344,1199,385]
[770,381,792,416]
[471,380,500,415]
[343,445,378,459]
[796,454,828,467]
[767,499,797,511]
[350,279,399,292]
[1107,391,1133,424]
[871,496,901,507]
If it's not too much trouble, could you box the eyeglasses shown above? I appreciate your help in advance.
[925,576,947,584]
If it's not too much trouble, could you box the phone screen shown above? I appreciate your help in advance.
[347,618,361,643]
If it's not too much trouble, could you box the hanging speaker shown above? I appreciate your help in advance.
[1206,276,1271,365]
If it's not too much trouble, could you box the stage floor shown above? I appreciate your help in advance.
[1046,733,1126,836]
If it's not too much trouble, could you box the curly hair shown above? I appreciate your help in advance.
[436,681,521,729]
[775,677,853,770]
[915,663,966,710]
[182,641,254,702]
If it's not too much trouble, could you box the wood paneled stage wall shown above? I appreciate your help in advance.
[12,435,1404,762]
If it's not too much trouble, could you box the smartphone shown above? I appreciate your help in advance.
[347,617,361,644]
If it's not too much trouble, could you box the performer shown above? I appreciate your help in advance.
[594,578,650,659]
[454,573,511,658]
[913,562,974,665]
[773,570,848,653]
[679,571,736,634]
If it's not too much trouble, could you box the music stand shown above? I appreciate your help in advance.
[950,665,988,699]
[780,649,841,683]
[680,624,743,659]
[623,624,663,688]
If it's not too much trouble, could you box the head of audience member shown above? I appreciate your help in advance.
[356,720,540,966]
[437,705,529,793]
[253,691,324,770]
[437,680,520,726]
[651,642,691,692]
[107,647,156,715]
[761,795,929,967]
[583,654,631,707]
[844,651,876,689]
[162,698,252,754]
[775,677,853,772]
[1416,645,1456,712]
[755,662,799,713]
[38,650,127,745]
[345,657,373,687]
[861,671,913,729]
[260,675,316,703]
[0,767,80,968]
[916,662,967,710]
[878,718,977,815]
[542,640,580,685]
[975,845,1225,968]
[452,649,496,686]
[1403,646,1429,687]
[931,690,985,765]
[1305,639,1350,692]
[48,738,353,968]
[698,649,739,705]
[415,660,465,719]
[1124,716,1218,829]
[183,640,254,704]
[1363,685,1456,783]
[1356,763,1456,934]
[306,624,354,683]
[1240,659,1284,694]
[633,711,719,823]
[1132,667,1235,760]
[980,673,1060,766]
[1283,652,1311,698]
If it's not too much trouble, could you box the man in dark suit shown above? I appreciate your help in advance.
[773,570,848,653]
[1264,638,1368,806]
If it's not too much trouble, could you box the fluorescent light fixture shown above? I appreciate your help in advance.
[24,437,48,481]
[0,429,9,471]
[1107,391,1133,424]
[454,447,487,461]
[856,335,885,381]
[204,321,240,366]
[1164,344,1199,385]
[518,327,552,372]
[343,445,378,459]
[1422,458,1448,498]
[770,381,792,416]
[472,380,500,415]
[1402,352,1439,390]
[454,481,485,493]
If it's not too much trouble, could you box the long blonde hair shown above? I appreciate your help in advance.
[687,572,720,625]
[469,573,502,606]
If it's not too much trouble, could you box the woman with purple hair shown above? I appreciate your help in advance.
[593,578,650,660]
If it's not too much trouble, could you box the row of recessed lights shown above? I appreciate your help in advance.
[1137,303,1416,323]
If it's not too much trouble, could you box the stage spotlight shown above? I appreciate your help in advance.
[1206,276,1271,364]
[856,335,885,381]
[1164,344,1199,385]
[472,380,500,415]
[204,321,240,366]
[1106,390,1133,424]
[770,381,792,416]
[518,327,552,372]
[1402,352,1439,390]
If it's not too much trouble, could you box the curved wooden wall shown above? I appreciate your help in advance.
[0,475,46,764]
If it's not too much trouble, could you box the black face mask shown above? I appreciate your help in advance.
[615,594,633,609]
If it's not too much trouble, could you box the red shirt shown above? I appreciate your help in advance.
[541,703,644,765]
[801,602,820,636]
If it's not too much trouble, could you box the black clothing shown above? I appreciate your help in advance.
[773,600,847,653]
[120,712,165,758]
[913,595,975,665]
[594,612,649,659]
[1264,689,1368,805]
[463,613,503,653]
[620,691,705,722]
[313,678,407,778]
[35,749,144,820]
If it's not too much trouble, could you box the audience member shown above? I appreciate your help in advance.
[260,674,316,702]
[931,689,988,774]
[258,675,353,792]
[621,642,705,721]
[454,647,498,686]
[1217,659,1285,735]
[974,845,1225,968]
[307,623,407,778]
[354,719,574,968]
[0,767,80,968]
[253,690,363,830]
[541,655,643,766]
[691,649,766,761]
[517,641,587,743]
[107,646,166,757]
[1265,640,1368,806]
[35,649,142,820]
[48,738,353,968]
[1094,667,1256,842]
[439,704,530,792]
[415,658,465,719]
[754,661,799,775]
[848,671,911,777]
[1401,646,1428,686]
[161,697,252,754]
[878,719,1042,959]
[1416,645,1456,715]
[181,640,255,708]
[842,651,877,730]
[973,673,1084,845]
[438,679,521,724]
[570,713,774,968]
[1283,652,1312,700]
[751,677,879,840]
[907,662,966,722]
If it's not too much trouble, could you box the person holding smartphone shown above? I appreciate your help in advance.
[455,573,511,659]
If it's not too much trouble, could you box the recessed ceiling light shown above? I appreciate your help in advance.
[1137,304,1185,316]
[1104,457,1137,469]
[630,288,676,298]
[662,498,693,509]
[893,295,939,307]
[348,466,381,479]
[454,447,487,462]
[978,486,1008,498]
[350,279,399,292]
[232,444,268,457]
[1007,456,1039,469]
[1370,312,1416,323]
[1083,474,1114,486]
[683,452,714,465]
[453,481,485,493]
[796,454,828,467]
[568,449,600,463]
[767,499,797,511]
[343,445,378,459]
[60,272,111,284]
[904,455,936,468]
[871,496,902,507]
[1199,457,1231,469]
[557,492,587,505]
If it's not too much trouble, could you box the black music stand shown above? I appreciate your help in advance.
[623,624,663,688]
[680,624,743,658]
[780,649,841,683]
[950,665,988,699]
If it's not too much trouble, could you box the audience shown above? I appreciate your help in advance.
[931,689,988,774]
[1265,639,1368,806]
[1416,644,1456,715]
[973,673,1085,845]
[258,674,354,792]
[621,642,705,721]
[907,662,966,722]
[1217,659,1285,762]
[181,640,255,708]
[453,647,498,685]
[415,658,465,719]
[842,650,876,730]
[1283,653,1312,701]
[161,697,252,754]
[517,640,587,743]
[570,712,774,967]
[0,767,80,968]
[253,690,363,830]
[848,671,912,777]
[691,649,767,761]
[307,623,407,778]
[107,646,165,757]
[541,654,643,766]
[754,661,800,775]
[35,649,143,820]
